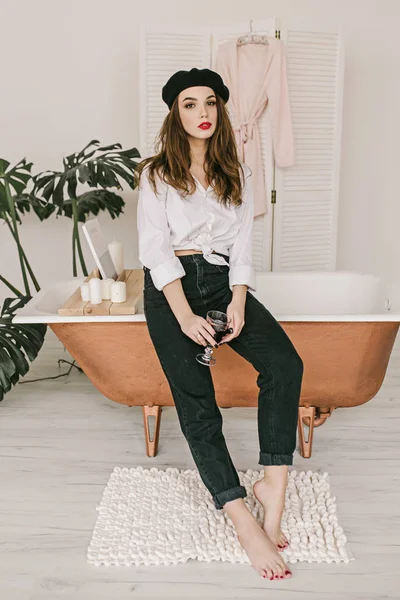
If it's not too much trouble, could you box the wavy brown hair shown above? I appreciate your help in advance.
[134,92,247,208]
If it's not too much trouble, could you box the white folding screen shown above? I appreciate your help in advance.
[139,18,344,272]
[273,19,345,271]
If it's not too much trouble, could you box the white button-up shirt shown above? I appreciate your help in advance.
[137,162,256,293]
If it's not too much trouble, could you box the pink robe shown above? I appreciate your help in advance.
[216,36,295,217]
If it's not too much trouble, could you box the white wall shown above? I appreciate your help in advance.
[1,0,399,304]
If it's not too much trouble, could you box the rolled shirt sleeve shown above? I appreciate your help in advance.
[228,166,257,293]
[137,167,186,291]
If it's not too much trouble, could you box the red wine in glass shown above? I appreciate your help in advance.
[196,310,233,366]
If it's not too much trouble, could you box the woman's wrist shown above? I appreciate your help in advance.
[231,284,248,305]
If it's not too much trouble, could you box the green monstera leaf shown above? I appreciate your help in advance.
[0,296,47,402]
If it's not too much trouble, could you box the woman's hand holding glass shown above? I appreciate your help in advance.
[195,310,233,366]
[179,312,219,348]
[218,299,245,344]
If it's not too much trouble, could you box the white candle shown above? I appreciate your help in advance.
[108,240,124,275]
[89,277,102,304]
[100,278,114,300]
[80,282,90,301]
[110,281,126,303]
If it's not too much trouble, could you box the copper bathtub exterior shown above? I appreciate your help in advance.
[49,319,399,459]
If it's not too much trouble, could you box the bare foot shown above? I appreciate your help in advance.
[236,517,292,580]
[253,478,289,551]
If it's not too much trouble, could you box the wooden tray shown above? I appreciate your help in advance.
[58,268,144,316]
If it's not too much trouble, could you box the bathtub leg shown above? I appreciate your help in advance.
[298,406,315,459]
[142,405,162,458]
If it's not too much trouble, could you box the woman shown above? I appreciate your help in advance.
[135,67,303,581]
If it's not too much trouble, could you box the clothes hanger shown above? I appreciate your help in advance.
[237,20,269,46]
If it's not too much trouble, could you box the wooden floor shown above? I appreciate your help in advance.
[1,327,399,599]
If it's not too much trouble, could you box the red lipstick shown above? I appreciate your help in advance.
[198,122,211,129]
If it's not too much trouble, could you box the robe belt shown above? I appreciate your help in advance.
[233,119,257,159]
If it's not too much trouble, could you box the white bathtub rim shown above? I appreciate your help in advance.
[10,272,400,324]
[12,313,400,324]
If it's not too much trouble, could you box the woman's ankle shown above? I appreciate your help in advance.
[263,465,289,483]
[222,498,255,531]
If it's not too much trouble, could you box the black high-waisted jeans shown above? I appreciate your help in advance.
[143,252,304,511]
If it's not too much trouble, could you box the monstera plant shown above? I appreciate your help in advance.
[0,140,141,401]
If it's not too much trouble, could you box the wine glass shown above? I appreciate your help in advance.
[196,310,233,366]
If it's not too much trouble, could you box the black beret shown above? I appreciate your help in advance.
[162,67,230,110]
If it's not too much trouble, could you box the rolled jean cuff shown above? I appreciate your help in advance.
[259,452,293,466]
[213,485,247,510]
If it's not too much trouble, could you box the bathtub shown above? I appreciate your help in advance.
[13,270,400,459]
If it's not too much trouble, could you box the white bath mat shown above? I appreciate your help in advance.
[87,466,355,567]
